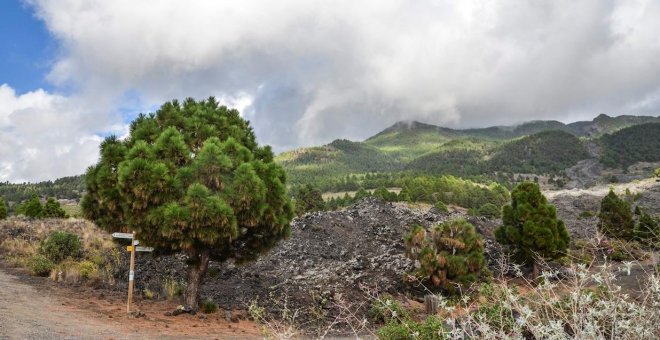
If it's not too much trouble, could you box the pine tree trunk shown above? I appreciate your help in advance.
[532,260,540,281]
[184,249,210,309]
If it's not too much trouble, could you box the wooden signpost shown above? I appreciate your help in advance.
[112,232,154,313]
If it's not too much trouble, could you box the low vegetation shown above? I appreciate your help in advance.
[405,219,487,292]
[0,217,119,287]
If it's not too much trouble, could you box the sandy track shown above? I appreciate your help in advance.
[0,265,261,340]
[0,267,127,339]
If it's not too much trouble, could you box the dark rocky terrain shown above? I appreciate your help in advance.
[128,198,500,332]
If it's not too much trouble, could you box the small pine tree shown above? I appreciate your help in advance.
[478,203,501,219]
[405,218,486,292]
[398,187,412,202]
[293,184,326,215]
[22,195,43,218]
[634,211,659,245]
[43,198,67,218]
[598,189,635,240]
[0,197,7,219]
[373,187,397,202]
[354,188,370,201]
[495,182,570,277]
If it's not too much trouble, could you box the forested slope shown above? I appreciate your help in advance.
[600,123,660,168]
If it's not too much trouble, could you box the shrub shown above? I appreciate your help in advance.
[21,195,43,218]
[42,198,67,218]
[0,197,7,219]
[163,278,184,300]
[598,189,635,240]
[578,210,595,219]
[367,295,409,323]
[28,255,54,276]
[78,260,99,280]
[634,211,659,245]
[201,299,218,314]
[405,219,486,292]
[40,231,81,263]
[434,201,449,213]
[373,187,398,202]
[377,316,447,340]
[477,203,501,219]
[143,288,157,300]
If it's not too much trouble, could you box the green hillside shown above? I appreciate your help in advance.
[569,114,660,137]
[364,121,463,161]
[405,130,589,176]
[276,114,659,190]
[277,139,399,185]
[600,123,660,168]
[488,130,590,174]
[0,175,85,203]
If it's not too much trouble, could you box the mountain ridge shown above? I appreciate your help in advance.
[277,113,660,189]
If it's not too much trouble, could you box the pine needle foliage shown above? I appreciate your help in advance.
[405,218,486,292]
[82,97,294,307]
[495,182,570,268]
[598,189,635,240]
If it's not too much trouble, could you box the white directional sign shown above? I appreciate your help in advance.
[135,246,154,252]
[112,232,134,239]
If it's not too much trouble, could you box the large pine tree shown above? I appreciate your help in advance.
[495,182,570,277]
[82,97,294,308]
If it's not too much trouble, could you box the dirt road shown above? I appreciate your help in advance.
[0,265,261,339]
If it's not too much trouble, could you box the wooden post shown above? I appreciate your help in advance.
[424,294,438,314]
[127,232,136,313]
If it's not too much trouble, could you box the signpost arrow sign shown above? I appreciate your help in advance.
[112,232,134,239]
[126,246,153,252]
[113,230,154,313]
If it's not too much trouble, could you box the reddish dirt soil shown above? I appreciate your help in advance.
[0,263,262,339]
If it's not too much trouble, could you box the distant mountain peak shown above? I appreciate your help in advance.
[594,113,612,121]
[387,120,436,130]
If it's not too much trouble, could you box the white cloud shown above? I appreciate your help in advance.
[10,0,660,176]
[0,84,121,182]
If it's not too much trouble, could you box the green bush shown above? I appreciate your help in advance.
[201,299,218,314]
[578,210,595,219]
[377,316,447,340]
[367,295,409,323]
[43,198,67,218]
[405,219,487,292]
[21,195,43,218]
[434,201,449,213]
[0,197,7,219]
[477,203,501,219]
[40,231,81,263]
[78,260,99,279]
[29,255,54,276]
[598,189,635,240]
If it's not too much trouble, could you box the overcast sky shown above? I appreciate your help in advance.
[1,0,659,182]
